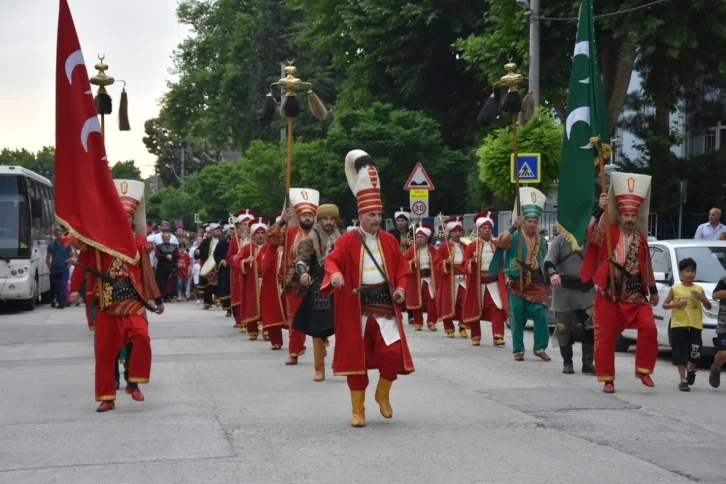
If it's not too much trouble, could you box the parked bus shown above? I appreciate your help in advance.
[0,166,55,310]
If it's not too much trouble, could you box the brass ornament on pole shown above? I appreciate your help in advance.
[89,55,131,137]
[89,55,114,138]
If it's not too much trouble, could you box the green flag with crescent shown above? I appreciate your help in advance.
[556,0,610,249]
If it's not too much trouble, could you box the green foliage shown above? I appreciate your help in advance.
[618,149,726,217]
[142,117,222,188]
[161,0,339,154]
[0,146,55,180]
[289,0,488,149]
[477,108,562,203]
[158,187,197,228]
[110,160,142,181]
[326,102,475,216]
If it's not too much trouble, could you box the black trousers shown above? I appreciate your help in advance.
[203,281,217,306]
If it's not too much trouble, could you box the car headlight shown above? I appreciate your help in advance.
[10,270,17,276]
[704,300,719,320]
[17,268,24,274]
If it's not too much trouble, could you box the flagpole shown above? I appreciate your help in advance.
[594,137,616,299]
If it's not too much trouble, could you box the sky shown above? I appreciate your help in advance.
[0,0,189,177]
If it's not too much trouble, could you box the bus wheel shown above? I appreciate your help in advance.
[21,275,37,311]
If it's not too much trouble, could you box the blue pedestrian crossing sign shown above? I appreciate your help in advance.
[510,153,541,183]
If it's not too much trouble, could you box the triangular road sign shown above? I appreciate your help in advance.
[403,162,436,190]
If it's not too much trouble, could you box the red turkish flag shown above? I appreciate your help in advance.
[55,0,138,264]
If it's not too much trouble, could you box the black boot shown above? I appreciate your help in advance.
[560,343,574,374]
[581,342,596,375]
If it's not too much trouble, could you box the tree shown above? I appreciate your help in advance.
[477,108,562,203]
[326,102,475,216]
[289,0,490,150]
[0,146,55,180]
[110,160,142,181]
[161,0,339,154]
[456,0,726,141]
[142,117,219,188]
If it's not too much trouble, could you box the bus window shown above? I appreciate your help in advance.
[41,184,54,236]
[0,175,31,258]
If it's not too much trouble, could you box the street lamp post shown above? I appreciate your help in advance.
[529,0,540,106]
[517,0,540,106]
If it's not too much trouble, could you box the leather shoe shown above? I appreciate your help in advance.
[125,385,145,401]
[603,383,615,393]
[635,372,655,387]
[581,362,597,375]
[562,362,574,374]
[535,351,551,361]
[285,356,298,366]
[97,400,115,412]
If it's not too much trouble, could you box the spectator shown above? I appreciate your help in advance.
[154,232,179,301]
[46,228,73,309]
[150,221,179,246]
[176,244,192,301]
[694,208,726,240]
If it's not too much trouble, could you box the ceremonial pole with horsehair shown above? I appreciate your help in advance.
[499,59,528,288]
[263,62,327,284]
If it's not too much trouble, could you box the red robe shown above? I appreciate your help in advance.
[226,237,246,309]
[403,243,439,311]
[260,243,286,328]
[321,229,415,376]
[435,239,469,320]
[461,237,509,323]
[239,242,266,326]
[71,234,159,312]
[580,225,655,293]
[265,225,309,321]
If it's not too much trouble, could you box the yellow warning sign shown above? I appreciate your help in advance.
[409,189,429,199]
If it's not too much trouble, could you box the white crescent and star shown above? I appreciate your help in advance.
[566,41,593,148]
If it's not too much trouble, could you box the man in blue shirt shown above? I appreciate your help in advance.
[46,228,73,309]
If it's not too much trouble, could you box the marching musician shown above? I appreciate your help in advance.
[387,208,413,254]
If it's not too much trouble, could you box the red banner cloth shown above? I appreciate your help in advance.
[55,0,137,264]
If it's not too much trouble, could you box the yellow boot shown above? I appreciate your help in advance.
[313,338,325,382]
[350,391,366,427]
[375,378,393,418]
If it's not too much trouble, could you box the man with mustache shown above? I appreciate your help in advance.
[462,211,508,347]
[435,217,469,338]
[266,188,322,365]
[227,209,255,329]
[404,222,439,331]
[491,188,550,362]
[293,203,344,381]
[581,172,658,394]
[321,150,414,427]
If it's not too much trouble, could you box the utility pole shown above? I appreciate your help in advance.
[528,0,540,106]
[180,141,186,184]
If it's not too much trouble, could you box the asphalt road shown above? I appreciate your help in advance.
[0,301,723,484]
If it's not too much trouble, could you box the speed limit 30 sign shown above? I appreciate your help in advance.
[410,198,428,217]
